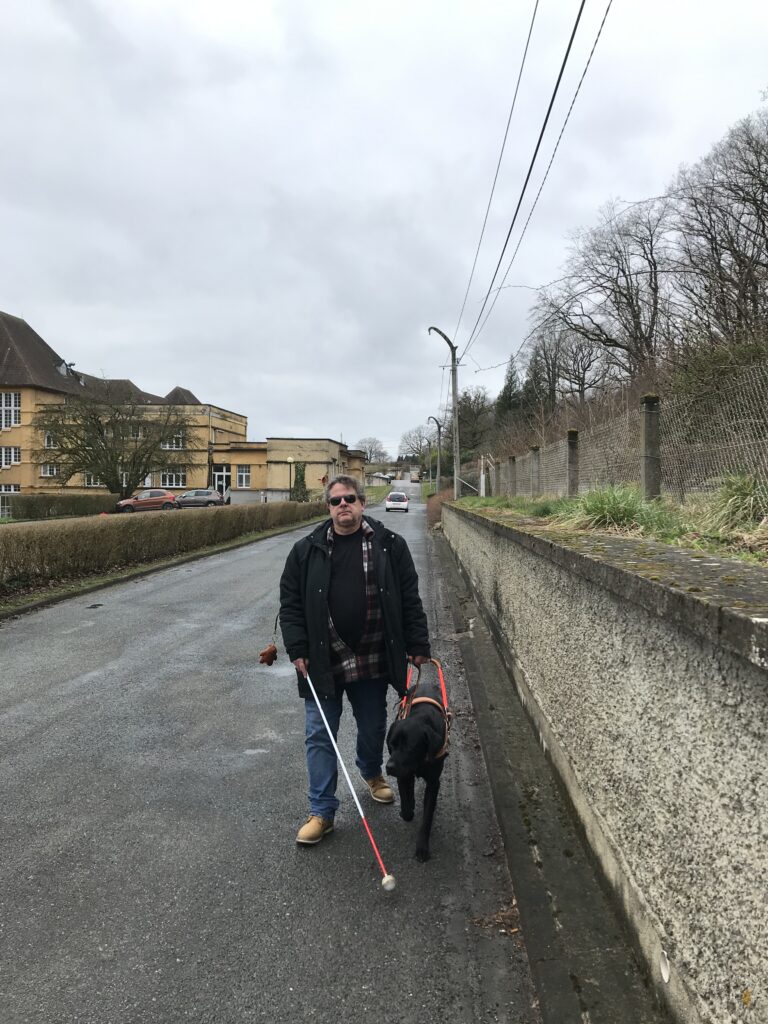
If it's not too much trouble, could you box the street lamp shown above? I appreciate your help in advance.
[287,456,294,501]
[427,415,443,493]
[428,327,460,499]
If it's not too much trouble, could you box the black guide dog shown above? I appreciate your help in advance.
[385,661,450,862]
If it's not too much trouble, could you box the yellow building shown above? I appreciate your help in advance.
[0,311,246,511]
[1,310,367,513]
[211,437,365,502]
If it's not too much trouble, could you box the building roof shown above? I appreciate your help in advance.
[165,386,201,405]
[0,310,86,396]
[0,311,200,405]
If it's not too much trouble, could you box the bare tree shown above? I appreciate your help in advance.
[671,109,768,348]
[557,330,612,404]
[538,199,677,381]
[32,391,204,498]
[398,426,428,461]
[355,437,389,463]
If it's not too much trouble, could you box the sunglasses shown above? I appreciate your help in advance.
[328,494,359,506]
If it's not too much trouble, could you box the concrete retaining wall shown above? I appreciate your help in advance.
[442,504,768,1024]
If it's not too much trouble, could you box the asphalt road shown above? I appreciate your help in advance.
[0,484,540,1024]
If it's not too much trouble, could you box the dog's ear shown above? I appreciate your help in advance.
[422,716,445,757]
[386,717,406,749]
[386,720,397,748]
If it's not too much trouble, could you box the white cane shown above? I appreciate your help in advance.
[304,671,396,892]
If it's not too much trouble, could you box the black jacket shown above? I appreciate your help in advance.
[279,516,431,699]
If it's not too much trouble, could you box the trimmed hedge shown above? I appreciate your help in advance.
[0,501,325,590]
[9,493,121,520]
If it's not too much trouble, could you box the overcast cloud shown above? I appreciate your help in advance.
[1,0,766,456]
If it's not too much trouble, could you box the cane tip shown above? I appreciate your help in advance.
[381,874,396,892]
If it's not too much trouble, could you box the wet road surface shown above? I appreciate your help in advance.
[1,485,540,1024]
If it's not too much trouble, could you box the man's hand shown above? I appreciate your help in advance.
[411,655,430,667]
[293,657,309,677]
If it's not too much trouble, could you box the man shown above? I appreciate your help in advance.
[280,475,431,845]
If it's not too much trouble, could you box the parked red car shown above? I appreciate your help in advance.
[115,489,180,512]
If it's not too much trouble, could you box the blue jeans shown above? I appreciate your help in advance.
[304,679,389,820]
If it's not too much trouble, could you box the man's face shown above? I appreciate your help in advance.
[327,482,365,534]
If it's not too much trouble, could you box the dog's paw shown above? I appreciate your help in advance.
[414,846,431,862]
[400,806,415,822]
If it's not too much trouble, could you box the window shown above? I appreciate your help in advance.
[1,392,21,429]
[120,471,129,488]
[1,447,21,468]
[161,434,184,450]
[237,464,251,488]
[41,463,59,477]
[44,432,58,449]
[84,474,104,487]
[129,424,143,440]
[161,468,186,487]
[0,483,20,518]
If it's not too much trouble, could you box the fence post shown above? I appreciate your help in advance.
[641,394,661,500]
[530,446,541,497]
[509,456,517,498]
[567,429,579,498]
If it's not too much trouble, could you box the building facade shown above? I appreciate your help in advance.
[212,437,365,503]
[1,311,365,513]
[0,311,247,513]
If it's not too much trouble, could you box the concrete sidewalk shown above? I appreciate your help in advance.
[432,528,669,1024]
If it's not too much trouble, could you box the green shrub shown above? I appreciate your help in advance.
[0,500,324,591]
[458,496,514,509]
[552,485,685,537]
[528,497,575,518]
[9,493,121,520]
[700,473,768,533]
[457,495,575,517]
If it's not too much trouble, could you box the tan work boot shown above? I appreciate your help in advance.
[296,815,334,845]
[363,774,395,804]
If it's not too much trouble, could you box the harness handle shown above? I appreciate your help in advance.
[403,657,449,712]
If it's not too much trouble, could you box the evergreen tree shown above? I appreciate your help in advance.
[292,462,309,502]
[495,356,523,421]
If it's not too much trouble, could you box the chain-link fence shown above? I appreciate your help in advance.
[661,363,768,498]
[579,409,642,494]
[491,362,768,500]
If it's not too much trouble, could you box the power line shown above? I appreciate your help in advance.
[467,0,615,351]
[451,0,540,344]
[460,0,588,360]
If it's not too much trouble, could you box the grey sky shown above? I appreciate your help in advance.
[1,1,766,457]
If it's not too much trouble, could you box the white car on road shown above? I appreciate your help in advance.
[385,491,409,512]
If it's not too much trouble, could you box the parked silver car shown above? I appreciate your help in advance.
[176,488,224,508]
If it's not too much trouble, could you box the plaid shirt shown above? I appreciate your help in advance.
[326,521,387,684]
